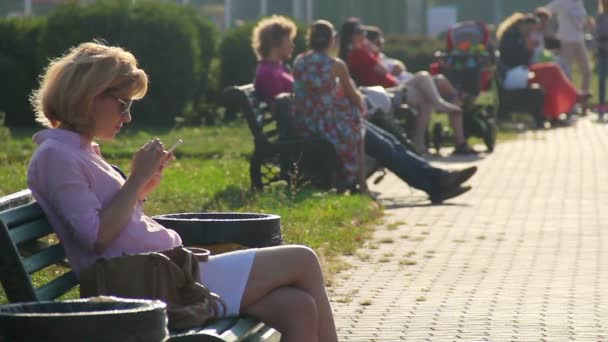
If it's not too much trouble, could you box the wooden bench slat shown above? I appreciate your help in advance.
[0,202,45,228]
[35,271,78,301]
[22,244,67,274]
[168,318,238,341]
[2,193,282,339]
[0,189,33,211]
[220,318,263,340]
[8,218,54,245]
[243,326,282,342]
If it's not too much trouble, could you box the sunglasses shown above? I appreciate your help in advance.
[106,93,133,115]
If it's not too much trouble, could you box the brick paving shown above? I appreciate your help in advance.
[329,118,608,341]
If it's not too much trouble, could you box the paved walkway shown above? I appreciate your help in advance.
[330,118,608,341]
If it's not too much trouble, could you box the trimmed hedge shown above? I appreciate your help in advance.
[0,0,217,126]
[218,18,308,89]
[0,17,45,126]
[382,34,444,73]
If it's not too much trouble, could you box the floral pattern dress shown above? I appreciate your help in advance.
[292,51,364,187]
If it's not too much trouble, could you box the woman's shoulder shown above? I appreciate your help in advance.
[330,57,346,70]
[29,140,83,176]
[294,51,312,63]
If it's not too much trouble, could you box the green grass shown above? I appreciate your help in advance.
[0,121,382,303]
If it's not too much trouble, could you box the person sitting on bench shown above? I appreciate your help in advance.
[497,12,589,123]
[338,18,469,155]
[253,17,477,203]
[363,25,476,155]
[27,41,339,342]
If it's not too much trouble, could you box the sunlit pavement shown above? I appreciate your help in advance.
[330,117,608,341]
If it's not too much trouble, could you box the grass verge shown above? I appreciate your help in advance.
[0,122,382,302]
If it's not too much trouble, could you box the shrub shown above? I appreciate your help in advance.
[382,34,444,73]
[37,0,216,125]
[0,0,217,127]
[218,18,308,90]
[0,17,45,126]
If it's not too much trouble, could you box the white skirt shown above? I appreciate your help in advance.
[198,248,257,317]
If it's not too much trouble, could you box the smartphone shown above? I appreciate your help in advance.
[167,138,183,154]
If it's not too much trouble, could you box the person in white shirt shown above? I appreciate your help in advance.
[544,0,593,97]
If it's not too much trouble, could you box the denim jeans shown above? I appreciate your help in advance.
[364,121,443,194]
[598,50,608,113]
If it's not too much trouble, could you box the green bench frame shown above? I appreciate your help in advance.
[222,84,338,190]
[0,189,280,342]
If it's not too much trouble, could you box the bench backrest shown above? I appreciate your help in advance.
[222,84,291,146]
[0,190,78,302]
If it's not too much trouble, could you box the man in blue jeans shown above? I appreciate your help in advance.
[364,121,475,203]
[273,93,476,203]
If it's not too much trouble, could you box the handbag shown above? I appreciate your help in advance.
[80,246,226,331]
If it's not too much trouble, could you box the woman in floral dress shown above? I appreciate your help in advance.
[293,20,367,192]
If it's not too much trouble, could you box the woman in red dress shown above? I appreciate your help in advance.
[497,12,589,122]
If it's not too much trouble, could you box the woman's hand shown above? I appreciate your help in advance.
[137,154,173,201]
[391,61,405,76]
[130,139,169,190]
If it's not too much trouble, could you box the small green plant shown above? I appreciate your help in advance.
[287,158,310,200]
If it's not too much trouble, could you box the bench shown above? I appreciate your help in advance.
[222,84,337,189]
[495,62,545,128]
[0,189,280,342]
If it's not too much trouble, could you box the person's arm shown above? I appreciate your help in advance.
[372,59,390,75]
[41,139,168,254]
[332,59,364,108]
[349,48,389,76]
[95,139,168,253]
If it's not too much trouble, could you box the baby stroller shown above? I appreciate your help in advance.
[429,20,497,152]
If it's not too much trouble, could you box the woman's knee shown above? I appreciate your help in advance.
[288,287,318,319]
[243,287,318,338]
[261,245,322,278]
[288,245,322,272]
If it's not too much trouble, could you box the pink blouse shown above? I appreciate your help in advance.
[254,60,294,103]
[27,128,182,276]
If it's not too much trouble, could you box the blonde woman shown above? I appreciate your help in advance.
[27,41,338,342]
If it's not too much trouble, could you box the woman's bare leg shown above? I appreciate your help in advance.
[448,109,466,146]
[243,286,318,342]
[434,75,461,106]
[406,71,461,113]
[240,245,338,342]
[432,75,466,145]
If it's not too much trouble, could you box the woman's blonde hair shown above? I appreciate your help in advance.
[251,15,296,60]
[30,40,148,131]
[496,12,528,41]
